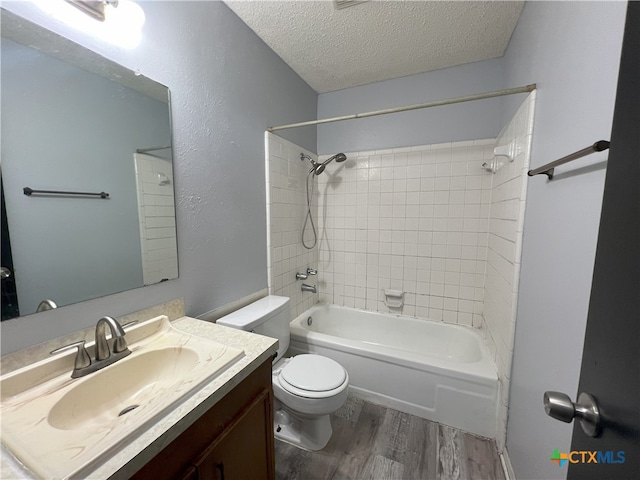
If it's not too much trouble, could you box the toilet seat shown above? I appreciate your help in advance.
[277,354,347,399]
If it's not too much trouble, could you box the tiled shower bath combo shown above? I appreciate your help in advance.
[266,92,535,448]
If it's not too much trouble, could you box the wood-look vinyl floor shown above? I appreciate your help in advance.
[275,397,505,480]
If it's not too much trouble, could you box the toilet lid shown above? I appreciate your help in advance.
[280,354,346,392]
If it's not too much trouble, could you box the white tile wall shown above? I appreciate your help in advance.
[316,139,496,327]
[482,91,536,449]
[265,133,319,319]
[134,153,178,286]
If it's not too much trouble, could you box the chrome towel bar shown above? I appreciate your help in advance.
[23,187,109,198]
[528,140,610,180]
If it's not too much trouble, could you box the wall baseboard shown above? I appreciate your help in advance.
[500,448,517,480]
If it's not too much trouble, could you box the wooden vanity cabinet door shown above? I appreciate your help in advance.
[130,359,274,480]
[192,389,273,480]
[178,466,198,480]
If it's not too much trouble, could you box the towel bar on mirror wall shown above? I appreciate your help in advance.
[527,140,610,180]
[23,187,109,199]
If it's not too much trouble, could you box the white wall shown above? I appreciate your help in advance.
[265,133,319,319]
[1,1,317,353]
[317,59,504,154]
[503,2,627,479]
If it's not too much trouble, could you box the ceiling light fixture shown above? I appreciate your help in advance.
[32,0,145,48]
[65,0,118,22]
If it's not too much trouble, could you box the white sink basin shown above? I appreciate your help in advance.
[48,347,200,431]
[0,315,244,479]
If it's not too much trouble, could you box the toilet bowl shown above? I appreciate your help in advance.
[271,355,349,450]
[216,296,349,451]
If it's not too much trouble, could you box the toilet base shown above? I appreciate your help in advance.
[273,407,333,451]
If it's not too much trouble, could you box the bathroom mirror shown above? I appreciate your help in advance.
[0,10,178,321]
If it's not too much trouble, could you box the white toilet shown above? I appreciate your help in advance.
[217,295,349,451]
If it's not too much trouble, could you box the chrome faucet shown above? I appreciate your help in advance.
[36,299,57,312]
[95,316,128,361]
[301,283,317,293]
[51,316,135,378]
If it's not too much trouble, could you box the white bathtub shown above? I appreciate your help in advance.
[288,304,498,438]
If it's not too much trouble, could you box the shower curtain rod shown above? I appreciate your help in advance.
[267,84,536,132]
[136,145,172,153]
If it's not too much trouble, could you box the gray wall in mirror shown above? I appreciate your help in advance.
[0,1,317,353]
[1,35,175,318]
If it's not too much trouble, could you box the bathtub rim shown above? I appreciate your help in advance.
[290,303,497,387]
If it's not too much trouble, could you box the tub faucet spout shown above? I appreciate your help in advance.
[301,283,317,293]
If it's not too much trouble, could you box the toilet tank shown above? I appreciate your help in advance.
[216,295,290,361]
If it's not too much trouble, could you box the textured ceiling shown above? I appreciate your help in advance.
[224,1,525,93]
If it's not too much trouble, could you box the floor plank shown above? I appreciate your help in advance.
[274,397,504,480]
[343,402,386,459]
[463,432,506,480]
[437,424,469,480]
[360,454,404,480]
[373,408,411,462]
[331,454,369,480]
[275,440,312,480]
[403,416,438,480]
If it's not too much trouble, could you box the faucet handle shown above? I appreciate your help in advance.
[307,268,317,276]
[121,320,138,330]
[112,337,130,354]
[110,320,137,353]
[111,319,136,354]
[51,340,91,371]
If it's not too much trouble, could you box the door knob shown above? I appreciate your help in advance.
[544,391,601,437]
[1,267,11,279]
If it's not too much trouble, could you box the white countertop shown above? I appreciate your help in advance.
[0,316,277,479]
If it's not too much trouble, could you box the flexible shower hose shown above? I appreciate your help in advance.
[302,169,317,249]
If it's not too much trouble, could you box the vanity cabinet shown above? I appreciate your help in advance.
[131,358,275,480]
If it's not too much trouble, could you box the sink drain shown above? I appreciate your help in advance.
[118,405,140,417]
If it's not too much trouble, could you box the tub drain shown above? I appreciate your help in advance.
[118,405,139,417]
[307,316,313,326]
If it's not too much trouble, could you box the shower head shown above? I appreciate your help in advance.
[300,152,346,175]
[321,153,347,166]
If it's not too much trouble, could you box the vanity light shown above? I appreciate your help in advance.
[32,0,145,48]
[65,0,119,22]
